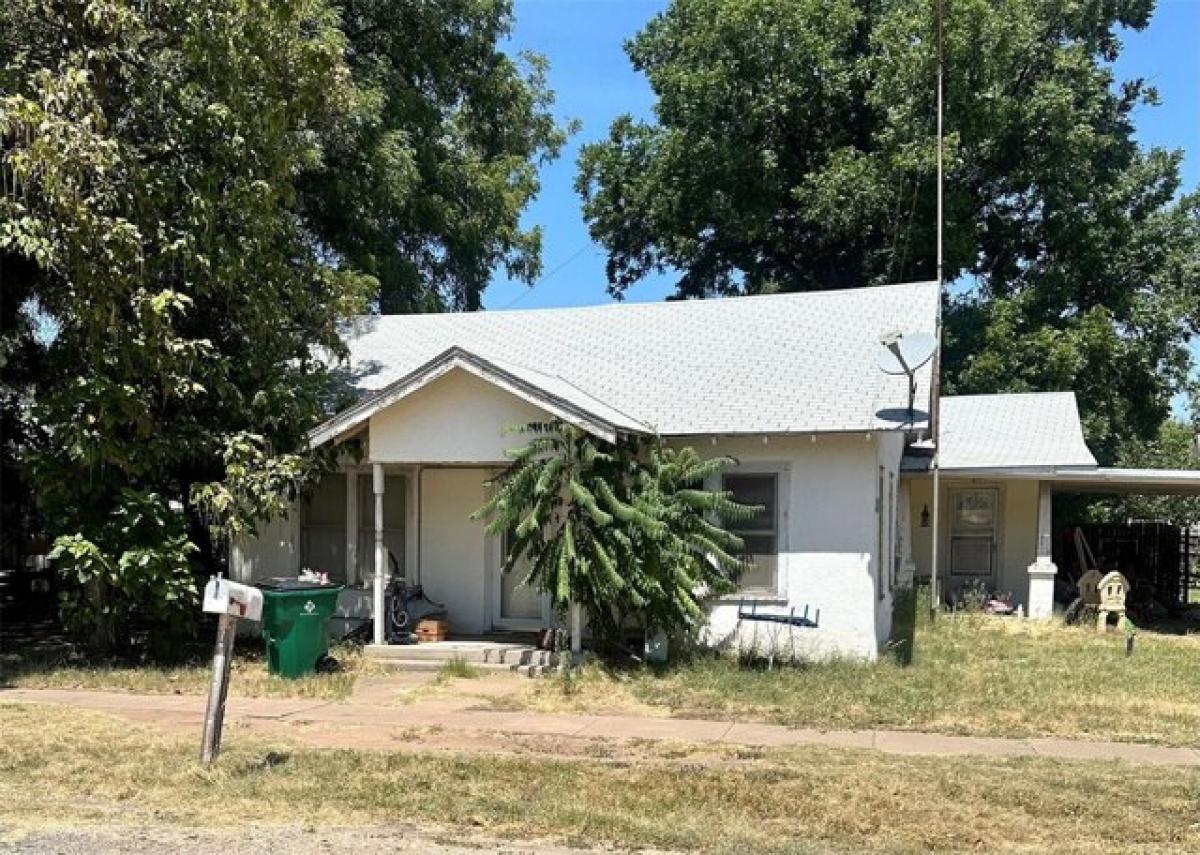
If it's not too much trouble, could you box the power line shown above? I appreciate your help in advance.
[500,241,595,309]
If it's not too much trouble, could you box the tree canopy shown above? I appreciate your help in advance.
[0,0,565,651]
[300,0,569,312]
[577,0,1200,461]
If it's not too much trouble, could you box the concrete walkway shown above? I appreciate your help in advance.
[4,685,1199,766]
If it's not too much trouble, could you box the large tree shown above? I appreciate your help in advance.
[0,0,565,651]
[0,0,365,651]
[577,0,1200,461]
[302,0,569,311]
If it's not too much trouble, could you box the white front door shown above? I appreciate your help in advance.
[491,532,545,630]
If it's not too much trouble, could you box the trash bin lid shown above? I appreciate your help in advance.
[256,577,342,592]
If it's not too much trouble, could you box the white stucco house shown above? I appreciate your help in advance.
[231,280,1200,661]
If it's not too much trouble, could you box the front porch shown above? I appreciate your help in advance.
[231,360,592,654]
[905,468,1200,618]
[301,462,583,653]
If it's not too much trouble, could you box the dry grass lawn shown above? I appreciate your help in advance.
[510,612,1200,746]
[0,703,1197,854]
[0,642,386,700]
[9,606,1200,748]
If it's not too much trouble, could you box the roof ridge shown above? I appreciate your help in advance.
[343,280,938,323]
[945,391,1077,401]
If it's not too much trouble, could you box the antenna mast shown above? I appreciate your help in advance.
[929,0,945,614]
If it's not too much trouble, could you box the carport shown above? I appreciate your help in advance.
[902,393,1200,617]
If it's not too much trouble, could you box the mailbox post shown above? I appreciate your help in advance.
[200,575,263,765]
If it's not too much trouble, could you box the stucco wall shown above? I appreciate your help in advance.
[235,366,904,658]
[368,367,549,463]
[905,475,1039,609]
[673,433,899,661]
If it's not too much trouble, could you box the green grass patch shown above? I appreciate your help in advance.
[436,657,481,681]
[522,610,1200,746]
[1,703,1197,854]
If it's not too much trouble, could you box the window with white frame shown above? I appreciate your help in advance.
[950,488,998,579]
[722,472,779,594]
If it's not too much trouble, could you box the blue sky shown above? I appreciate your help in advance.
[483,0,1199,311]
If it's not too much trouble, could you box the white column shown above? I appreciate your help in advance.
[372,463,386,645]
[345,470,358,586]
[1027,481,1057,620]
[568,600,582,655]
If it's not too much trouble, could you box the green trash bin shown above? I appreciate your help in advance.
[257,579,344,679]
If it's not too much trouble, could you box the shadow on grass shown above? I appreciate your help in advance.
[888,585,920,667]
[0,616,241,687]
[1126,605,1200,636]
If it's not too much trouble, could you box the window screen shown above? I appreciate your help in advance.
[950,489,997,578]
[300,475,347,581]
[358,475,406,581]
[722,473,779,593]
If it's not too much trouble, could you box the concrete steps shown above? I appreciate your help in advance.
[364,640,562,674]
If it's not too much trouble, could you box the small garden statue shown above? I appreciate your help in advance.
[1077,568,1103,608]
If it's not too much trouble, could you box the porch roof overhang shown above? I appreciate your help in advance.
[901,462,1200,495]
[308,346,652,448]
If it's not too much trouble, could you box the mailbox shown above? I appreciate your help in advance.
[203,576,263,623]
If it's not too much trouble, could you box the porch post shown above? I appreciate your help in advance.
[372,463,386,645]
[1027,481,1057,620]
[345,470,357,586]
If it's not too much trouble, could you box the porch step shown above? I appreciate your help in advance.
[364,641,558,667]
[512,650,594,677]
[512,662,564,678]
[371,658,519,673]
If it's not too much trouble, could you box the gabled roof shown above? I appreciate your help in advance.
[315,280,939,441]
[903,392,1098,472]
[309,347,651,447]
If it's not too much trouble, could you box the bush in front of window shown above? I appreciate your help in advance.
[474,420,761,653]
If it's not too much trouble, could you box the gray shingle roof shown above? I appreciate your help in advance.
[328,280,939,437]
[903,392,1097,471]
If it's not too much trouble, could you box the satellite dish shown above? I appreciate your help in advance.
[877,331,937,376]
[876,330,937,421]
